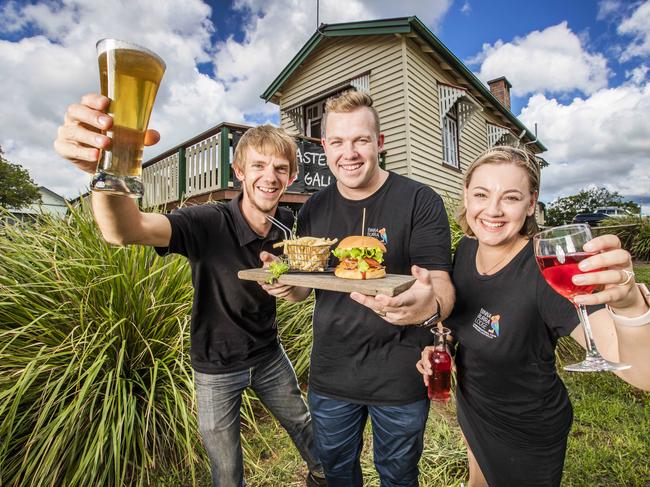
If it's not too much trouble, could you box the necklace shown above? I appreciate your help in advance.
[476,239,525,275]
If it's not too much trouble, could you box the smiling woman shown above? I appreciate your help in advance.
[460,147,539,273]
[417,146,650,487]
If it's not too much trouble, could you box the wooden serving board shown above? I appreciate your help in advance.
[238,268,416,296]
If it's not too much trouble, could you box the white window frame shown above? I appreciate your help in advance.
[442,106,459,169]
[305,100,325,138]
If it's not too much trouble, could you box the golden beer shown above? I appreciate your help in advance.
[91,39,165,197]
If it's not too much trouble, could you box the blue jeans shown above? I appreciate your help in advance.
[195,345,321,487]
[308,391,429,487]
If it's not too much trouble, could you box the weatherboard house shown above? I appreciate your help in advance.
[4,186,68,224]
[142,16,545,212]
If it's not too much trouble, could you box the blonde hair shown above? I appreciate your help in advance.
[321,90,380,138]
[233,125,298,177]
[457,146,541,238]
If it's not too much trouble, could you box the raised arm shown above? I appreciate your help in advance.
[90,193,171,247]
[572,235,650,390]
[54,94,170,247]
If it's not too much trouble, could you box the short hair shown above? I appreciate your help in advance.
[321,90,380,138]
[233,124,298,177]
[457,146,541,238]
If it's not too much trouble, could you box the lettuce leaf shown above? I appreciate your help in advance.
[266,260,290,284]
[331,246,384,265]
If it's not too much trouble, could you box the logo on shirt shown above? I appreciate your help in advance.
[367,227,388,245]
[473,308,501,339]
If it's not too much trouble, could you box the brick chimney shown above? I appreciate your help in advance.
[487,76,512,111]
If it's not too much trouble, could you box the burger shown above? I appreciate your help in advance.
[332,236,386,279]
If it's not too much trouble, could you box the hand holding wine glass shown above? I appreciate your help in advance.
[534,224,631,372]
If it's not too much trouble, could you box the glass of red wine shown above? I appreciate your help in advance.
[428,327,452,402]
[534,224,630,372]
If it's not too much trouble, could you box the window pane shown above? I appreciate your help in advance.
[442,115,459,168]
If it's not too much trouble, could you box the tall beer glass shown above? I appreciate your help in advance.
[91,39,166,198]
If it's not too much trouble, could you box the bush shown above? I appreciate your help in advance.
[631,221,650,261]
[594,216,650,261]
[277,296,315,381]
[442,194,464,253]
[0,204,205,486]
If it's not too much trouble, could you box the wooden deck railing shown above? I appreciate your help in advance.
[141,122,250,208]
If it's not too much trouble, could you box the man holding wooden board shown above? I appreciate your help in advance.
[54,102,326,487]
[262,91,455,487]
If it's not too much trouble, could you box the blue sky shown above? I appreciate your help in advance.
[1,0,649,212]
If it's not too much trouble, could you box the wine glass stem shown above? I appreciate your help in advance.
[575,303,601,359]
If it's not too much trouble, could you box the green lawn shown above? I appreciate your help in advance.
[634,263,650,284]
[561,369,649,486]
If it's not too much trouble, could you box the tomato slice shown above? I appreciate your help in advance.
[364,258,380,268]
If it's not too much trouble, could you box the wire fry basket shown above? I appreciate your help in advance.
[285,242,332,272]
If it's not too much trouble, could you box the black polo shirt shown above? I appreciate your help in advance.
[155,194,293,374]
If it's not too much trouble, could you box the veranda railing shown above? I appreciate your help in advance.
[141,122,249,208]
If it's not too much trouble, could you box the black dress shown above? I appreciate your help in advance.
[445,238,595,487]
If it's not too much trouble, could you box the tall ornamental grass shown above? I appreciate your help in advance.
[0,204,203,486]
[594,216,650,261]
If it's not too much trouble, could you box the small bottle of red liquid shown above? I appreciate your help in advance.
[428,327,452,403]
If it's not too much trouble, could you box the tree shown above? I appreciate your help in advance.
[545,187,641,226]
[0,146,41,209]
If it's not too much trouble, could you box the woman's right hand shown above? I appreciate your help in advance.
[416,346,435,387]
[53,93,160,174]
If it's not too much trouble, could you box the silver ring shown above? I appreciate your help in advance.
[618,269,635,286]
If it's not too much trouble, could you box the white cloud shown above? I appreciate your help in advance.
[618,0,650,60]
[212,0,451,118]
[0,0,451,199]
[470,22,610,96]
[597,0,623,20]
[519,84,650,210]
[626,64,649,84]
[0,0,229,198]
[461,1,471,15]
[362,0,452,28]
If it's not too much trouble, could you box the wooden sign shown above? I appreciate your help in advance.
[238,268,416,296]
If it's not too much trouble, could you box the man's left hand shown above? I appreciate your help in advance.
[350,265,440,326]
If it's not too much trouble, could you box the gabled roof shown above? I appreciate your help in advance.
[261,16,545,151]
[38,186,67,203]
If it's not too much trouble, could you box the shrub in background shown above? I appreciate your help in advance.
[442,194,464,253]
[631,220,650,261]
[594,216,650,261]
[0,204,203,486]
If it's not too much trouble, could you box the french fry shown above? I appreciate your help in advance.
[273,236,337,248]
[271,236,338,271]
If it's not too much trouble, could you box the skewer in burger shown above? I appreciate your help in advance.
[332,236,386,279]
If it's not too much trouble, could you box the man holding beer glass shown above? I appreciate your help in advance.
[54,40,326,487]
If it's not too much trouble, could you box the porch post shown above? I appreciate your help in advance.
[178,147,186,199]
[219,126,230,189]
